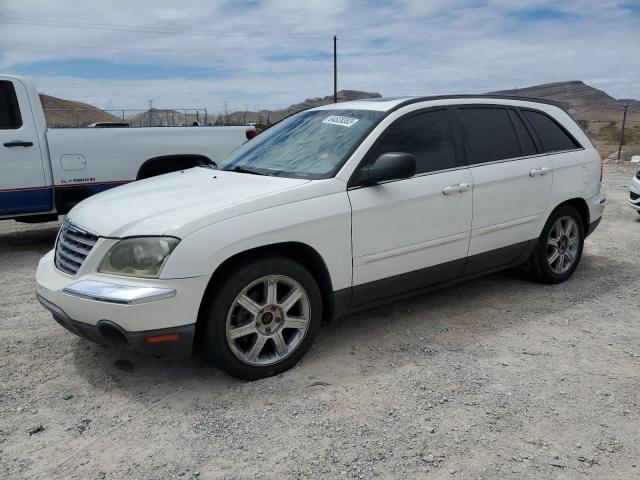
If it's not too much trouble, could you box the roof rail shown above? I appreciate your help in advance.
[389,94,564,113]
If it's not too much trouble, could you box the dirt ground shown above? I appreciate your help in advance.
[1,163,639,480]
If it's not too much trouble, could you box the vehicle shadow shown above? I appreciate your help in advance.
[0,220,60,255]
[69,249,630,399]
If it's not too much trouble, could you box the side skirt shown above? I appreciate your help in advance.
[332,239,536,319]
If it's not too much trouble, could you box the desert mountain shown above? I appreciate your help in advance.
[39,94,120,127]
[489,81,638,122]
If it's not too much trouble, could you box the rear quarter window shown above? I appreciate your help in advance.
[522,109,581,153]
[0,80,22,130]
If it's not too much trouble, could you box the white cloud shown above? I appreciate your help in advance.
[0,0,638,113]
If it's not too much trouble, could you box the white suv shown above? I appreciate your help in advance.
[629,170,640,213]
[36,95,605,380]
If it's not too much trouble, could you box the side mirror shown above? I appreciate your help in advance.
[352,152,416,186]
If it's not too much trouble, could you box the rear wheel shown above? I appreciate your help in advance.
[202,256,322,380]
[526,205,585,284]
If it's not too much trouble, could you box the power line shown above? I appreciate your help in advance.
[0,17,329,40]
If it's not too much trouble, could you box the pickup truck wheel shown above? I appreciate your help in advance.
[202,256,322,381]
[526,205,584,284]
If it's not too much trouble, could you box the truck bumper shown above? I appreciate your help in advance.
[36,250,210,359]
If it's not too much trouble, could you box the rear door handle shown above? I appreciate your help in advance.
[443,183,469,195]
[4,140,34,147]
[530,167,551,177]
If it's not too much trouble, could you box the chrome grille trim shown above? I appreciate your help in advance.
[54,220,99,275]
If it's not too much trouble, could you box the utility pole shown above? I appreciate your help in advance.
[333,35,337,103]
[617,102,629,161]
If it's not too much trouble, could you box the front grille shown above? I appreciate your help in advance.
[55,220,99,275]
[631,191,640,201]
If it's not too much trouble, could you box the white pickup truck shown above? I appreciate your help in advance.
[0,75,254,222]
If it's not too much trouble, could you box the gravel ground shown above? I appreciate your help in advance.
[1,163,639,480]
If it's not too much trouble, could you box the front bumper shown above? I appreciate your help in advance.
[37,293,195,358]
[36,249,211,358]
[629,175,640,211]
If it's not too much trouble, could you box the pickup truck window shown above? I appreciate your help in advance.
[0,80,22,129]
[220,109,385,179]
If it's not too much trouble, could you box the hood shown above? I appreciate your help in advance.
[68,167,310,237]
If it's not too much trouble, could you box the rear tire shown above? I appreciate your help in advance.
[201,256,322,381]
[526,205,584,284]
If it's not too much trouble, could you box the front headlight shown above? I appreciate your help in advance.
[98,237,180,278]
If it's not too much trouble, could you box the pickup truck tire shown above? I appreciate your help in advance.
[202,256,322,380]
[526,205,584,284]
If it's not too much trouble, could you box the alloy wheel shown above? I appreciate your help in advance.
[547,216,579,274]
[225,275,311,366]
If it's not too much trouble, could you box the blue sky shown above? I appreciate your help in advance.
[0,0,639,113]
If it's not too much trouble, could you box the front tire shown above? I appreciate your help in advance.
[202,256,322,380]
[526,205,585,284]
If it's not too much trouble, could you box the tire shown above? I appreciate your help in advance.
[201,255,322,381]
[526,205,585,284]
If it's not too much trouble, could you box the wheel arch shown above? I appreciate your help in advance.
[194,242,335,346]
[553,197,589,231]
[136,154,213,180]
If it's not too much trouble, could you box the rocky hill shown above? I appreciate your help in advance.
[490,81,639,159]
[39,94,120,127]
[489,81,638,122]
[129,109,185,127]
[222,90,382,125]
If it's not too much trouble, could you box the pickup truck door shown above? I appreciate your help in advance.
[0,78,52,217]
[348,108,472,306]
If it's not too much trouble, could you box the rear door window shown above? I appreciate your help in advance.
[522,109,580,153]
[0,81,22,130]
[458,107,521,165]
[366,109,457,174]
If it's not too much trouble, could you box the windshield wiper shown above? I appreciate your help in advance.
[231,166,267,176]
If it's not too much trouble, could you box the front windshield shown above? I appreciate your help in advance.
[219,109,385,179]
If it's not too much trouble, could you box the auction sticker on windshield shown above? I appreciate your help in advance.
[322,115,360,127]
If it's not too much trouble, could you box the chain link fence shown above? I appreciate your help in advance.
[43,108,210,128]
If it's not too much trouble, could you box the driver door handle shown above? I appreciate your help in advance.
[4,140,34,147]
[443,183,469,195]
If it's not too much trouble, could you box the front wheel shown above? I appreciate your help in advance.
[202,256,322,380]
[526,205,585,284]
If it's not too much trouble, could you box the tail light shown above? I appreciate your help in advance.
[246,130,257,140]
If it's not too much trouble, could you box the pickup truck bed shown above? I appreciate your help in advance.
[0,74,253,221]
